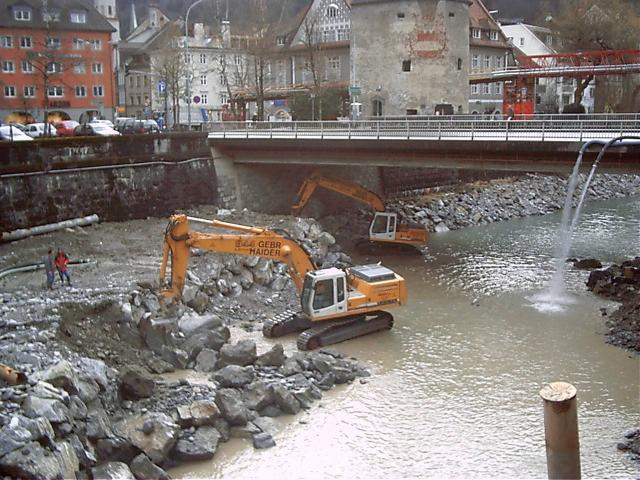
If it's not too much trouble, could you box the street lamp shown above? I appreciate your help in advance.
[184,0,209,129]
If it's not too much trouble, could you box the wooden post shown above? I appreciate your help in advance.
[540,382,581,479]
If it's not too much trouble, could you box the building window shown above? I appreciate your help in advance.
[143,75,148,86]
[46,37,61,49]
[372,99,383,116]
[46,62,62,73]
[484,55,490,68]
[449,12,455,17]
[200,75,207,85]
[137,96,141,105]
[128,76,133,87]
[327,4,338,18]
[471,54,479,68]
[471,84,478,95]
[70,10,87,23]
[457,58,462,70]
[75,86,86,97]
[519,37,525,47]
[74,62,85,74]
[92,62,103,74]
[46,86,63,97]
[136,76,140,87]
[72,38,85,50]
[489,31,498,41]
[184,53,192,63]
[234,55,241,66]
[495,56,502,68]
[20,36,32,48]
[276,36,285,46]
[14,8,31,21]
[1,36,13,48]
[108,5,113,16]
[2,61,15,73]
[23,85,35,97]
[129,95,134,105]
[482,84,490,95]
[93,85,104,97]
[402,60,411,72]
[22,61,33,73]
[328,56,340,70]
[220,93,228,104]
[4,86,16,97]
[200,53,207,64]
[397,12,405,19]
[337,27,349,41]
[546,35,553,46]
[201,93,208,104]
[90,40,102,51]
[220,74,227,86]
[472,28,481,39]
[495,82,502,95]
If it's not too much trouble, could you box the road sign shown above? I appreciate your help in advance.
[158,80,166,94]
[193,95,201,104]
[349,85,361,96]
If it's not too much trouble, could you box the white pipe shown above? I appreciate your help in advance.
[1,214,99,242]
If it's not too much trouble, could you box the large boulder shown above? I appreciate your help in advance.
[138,317,177,353]
[38,360,80,395]
[252,432,276,449]
[54,441,80,480]
[119,366,155,400]
[574,258,603,270]
[181,328,230,362]
[215,389,248,426]
[130,453,170,480]
[22,395,72,425]
[218,339,257,367]
[0,442,64,480]
[92,462,136,480]
[255,344,286,367]
[95,435,138,464]
[178,314,223,337]
[269,384,301,415]
[242,381,274,411]
[114,413,179,465]
[171,426,221,462]
[213,365,255,388]
[175,400,220,428]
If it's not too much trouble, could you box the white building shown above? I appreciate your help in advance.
[499,22,595,113]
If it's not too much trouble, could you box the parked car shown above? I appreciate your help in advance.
[24,123,58,138]
[114,117,134,129]
[74,123,121,137]
[90,119,115,128]
[9,123,27,132]
[0,125,33,141]
[54,120,80,136]
[118,119,160,134]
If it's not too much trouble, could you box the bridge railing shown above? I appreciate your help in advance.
[207,118,640,142]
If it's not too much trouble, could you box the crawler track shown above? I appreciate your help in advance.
[262,310,312,338]
[297,311,394,350]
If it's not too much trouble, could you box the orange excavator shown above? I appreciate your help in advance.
[291,172,428,248]
[159,214,407,350]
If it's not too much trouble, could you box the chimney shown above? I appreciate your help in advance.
[130,2,138,31]
[194,23,205,44]
[149,2,161,29]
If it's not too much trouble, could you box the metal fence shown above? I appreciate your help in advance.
[207,116,640,142]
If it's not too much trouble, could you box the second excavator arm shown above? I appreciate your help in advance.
[291,172,386,215]
[160,215,316,301]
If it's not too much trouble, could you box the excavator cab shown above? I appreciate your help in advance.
[368,212,398,242]
[300,268,348,320]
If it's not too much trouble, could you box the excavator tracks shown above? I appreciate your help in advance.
[262,310,312,338]
[296,311,394,351]
[354,238,422,255]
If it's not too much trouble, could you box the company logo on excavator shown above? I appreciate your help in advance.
[249,240,282,257]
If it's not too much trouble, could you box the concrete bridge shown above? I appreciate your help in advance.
[209,116,640,210]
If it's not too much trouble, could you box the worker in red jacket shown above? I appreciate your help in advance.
[55,249,71,286]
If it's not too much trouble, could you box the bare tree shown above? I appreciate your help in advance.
[151,37,187,126]
[214,52,249,119]
[300,16,325,120]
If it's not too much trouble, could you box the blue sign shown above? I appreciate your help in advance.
[274,99,285,107]
[200,108,208,121]
[158,80,166,94]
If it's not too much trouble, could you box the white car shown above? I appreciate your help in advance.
[74,123,121,137]
[24,123,58,138]
[90,119,115,128]
[0,125,33,141]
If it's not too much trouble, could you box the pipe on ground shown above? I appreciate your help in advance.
[540,381,581,479]
[0,259,93,280]
[1,214,99,242]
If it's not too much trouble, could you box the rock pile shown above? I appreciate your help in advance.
[587,257,640,353]
[387,173,640,233]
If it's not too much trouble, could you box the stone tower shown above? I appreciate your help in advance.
[351,0,470,116]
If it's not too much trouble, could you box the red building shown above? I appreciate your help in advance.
[0,0,115,124]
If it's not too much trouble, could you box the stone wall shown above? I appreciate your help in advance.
[1,160,217,231]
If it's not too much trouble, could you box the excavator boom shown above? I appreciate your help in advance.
[292,171,385,215]
[160,215,316,300]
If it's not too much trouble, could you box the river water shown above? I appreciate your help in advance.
[171,195,640,479]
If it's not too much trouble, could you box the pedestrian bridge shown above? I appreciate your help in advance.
[208,115,640,174]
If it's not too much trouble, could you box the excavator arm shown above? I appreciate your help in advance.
[291,171,385,215]
[159,214,316,301]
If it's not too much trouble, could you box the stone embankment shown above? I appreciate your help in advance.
[0,214,366,479]
[388,173,640,233]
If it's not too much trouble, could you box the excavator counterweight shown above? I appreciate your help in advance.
[159,214,407,350]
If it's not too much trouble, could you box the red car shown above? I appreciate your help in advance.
[54,120,79,136]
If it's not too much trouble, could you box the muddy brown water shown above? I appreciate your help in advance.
[170,196,639,479]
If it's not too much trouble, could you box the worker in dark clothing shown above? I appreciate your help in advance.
[43,249,55,289]
[55,249,71,286]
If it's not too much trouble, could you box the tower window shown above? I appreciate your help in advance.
[402,60,411,72]
[397,12,405,18]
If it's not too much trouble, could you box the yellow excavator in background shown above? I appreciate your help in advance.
[159,214,407,350]
[291,171,428,248]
